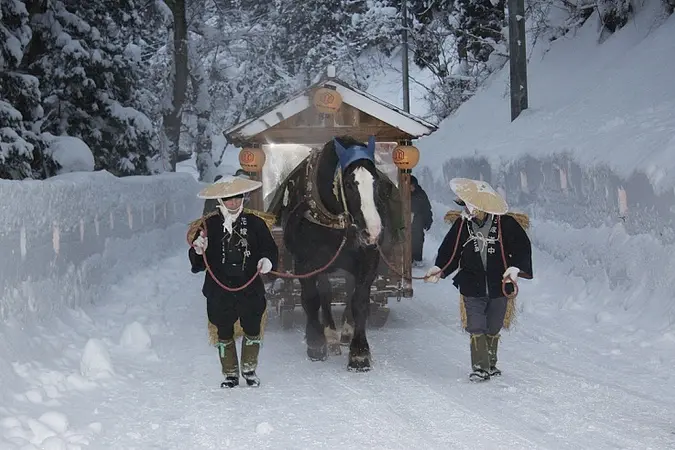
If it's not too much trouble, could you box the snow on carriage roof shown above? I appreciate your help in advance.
[224,74,437,145]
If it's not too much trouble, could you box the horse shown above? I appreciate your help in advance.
[279,135,394,371]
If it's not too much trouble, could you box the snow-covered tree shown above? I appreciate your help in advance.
[24,0,158,176]
[596,0,632,32]
[453,0,505,63]
[0,0,56,179]
[402,0,505,120]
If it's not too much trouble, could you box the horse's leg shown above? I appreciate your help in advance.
[317,273,341,356]
[340,272,355,346]
[348,250,379,372]
[300,276,327,361]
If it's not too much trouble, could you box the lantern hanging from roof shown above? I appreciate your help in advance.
[239,146,266,173]
[313,87,343,114]
[392,141,420,172]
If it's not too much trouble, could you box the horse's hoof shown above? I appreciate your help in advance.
[307,345,328,361]
[328,343,342,356]
[347,354,371,372]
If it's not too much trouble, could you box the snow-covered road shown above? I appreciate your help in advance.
[2,242,674,449]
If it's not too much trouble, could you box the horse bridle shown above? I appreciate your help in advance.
[303,149,352,230]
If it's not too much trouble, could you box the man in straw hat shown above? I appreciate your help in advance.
[189,176,278,388]
[424,178,532,382]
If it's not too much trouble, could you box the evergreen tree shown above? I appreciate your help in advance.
[24,0,157,176]
[453,0,505,64]
[0,0,56,179]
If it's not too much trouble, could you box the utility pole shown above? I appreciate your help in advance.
[508,0,528,121]
[402,0,410,113]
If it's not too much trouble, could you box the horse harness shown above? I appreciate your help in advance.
[302,148,350,230]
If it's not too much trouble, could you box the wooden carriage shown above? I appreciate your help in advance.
[223,66,437,328]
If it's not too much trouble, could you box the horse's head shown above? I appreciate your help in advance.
[334,137,383,247]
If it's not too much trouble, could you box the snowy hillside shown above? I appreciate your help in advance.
[418,1,675,190]
[413,2,675,339]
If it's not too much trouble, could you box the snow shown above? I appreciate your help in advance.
[226,79,435,143]
[47,135,95,174]
[0,171,201,321]
[0,164,672,449]
[261,143,312,207]
[1,2,675,448]
[226,94,311,140]
[332,80,436,137]
[417,3,675,193]
[106,102,154,134]
[405,4,675,340]
[154,0,175,24]
[80,339,114,379]
[123,43,142,63]
[363,50,442,122]
[0,100,23,122]
[1,233,674,448]
[1,32,24,67]
[119,322,152,351]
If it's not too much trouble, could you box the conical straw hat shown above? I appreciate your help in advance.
[449,178,508,215]
[197,176,262,200]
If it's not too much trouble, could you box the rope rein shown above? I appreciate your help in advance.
[190,164,354,293]
[376,218,466,281]
[377,216,518,298]
[188,216,348,292]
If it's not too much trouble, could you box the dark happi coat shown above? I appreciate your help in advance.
[435,214,533,299]
[189,212,278,298]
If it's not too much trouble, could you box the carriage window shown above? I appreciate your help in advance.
[262,144,313,210]
[261,141,400,211]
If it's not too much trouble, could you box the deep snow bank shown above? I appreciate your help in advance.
[416,5,675,331]
[418,3,675,192]
[0,171,202,321]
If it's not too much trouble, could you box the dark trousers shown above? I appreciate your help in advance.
[411,222,425,262]
[207,284,266,340]
[463,296,508,335]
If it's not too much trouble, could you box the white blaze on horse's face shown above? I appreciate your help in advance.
[353,167,382,245]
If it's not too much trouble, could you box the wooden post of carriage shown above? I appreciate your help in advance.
[224,66,437,329]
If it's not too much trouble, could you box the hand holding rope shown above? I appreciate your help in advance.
[376,216,519,299]
[187,219,348,292]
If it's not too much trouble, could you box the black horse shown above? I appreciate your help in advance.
[279,136,394,371]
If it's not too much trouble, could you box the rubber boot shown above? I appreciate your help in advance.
[469,334,491,382]
[241,335,262,387]
[217,339,239,388]
[487,334,502,376]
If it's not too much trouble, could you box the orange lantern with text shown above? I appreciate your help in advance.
[313,87,343,114]
[392,143,420,172]
[239,146,266,173]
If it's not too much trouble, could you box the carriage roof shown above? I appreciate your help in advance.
[223,70,437,147]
